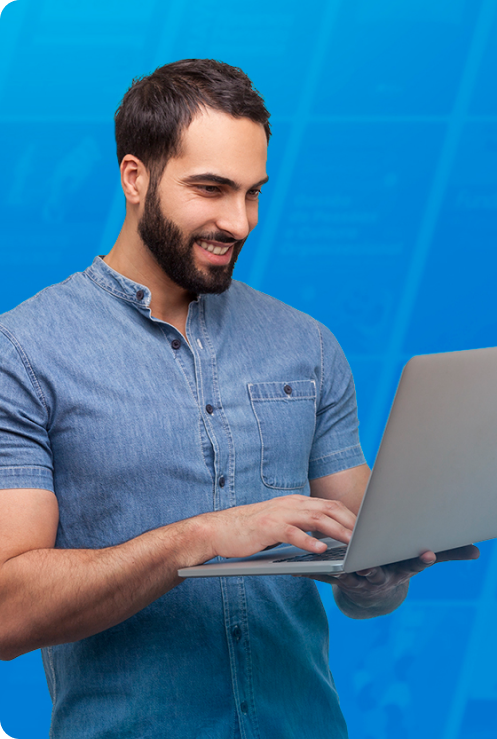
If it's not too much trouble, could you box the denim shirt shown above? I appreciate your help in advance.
[0,257,365,739]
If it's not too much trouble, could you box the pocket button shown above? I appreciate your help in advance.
[284,384,293,395]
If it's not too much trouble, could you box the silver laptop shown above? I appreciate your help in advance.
[178,347,497,578]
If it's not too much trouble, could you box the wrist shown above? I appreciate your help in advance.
[168,514,217,570]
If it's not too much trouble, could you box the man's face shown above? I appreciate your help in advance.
[138,107,268,294]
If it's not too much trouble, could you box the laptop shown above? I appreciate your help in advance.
[178,347,497,578]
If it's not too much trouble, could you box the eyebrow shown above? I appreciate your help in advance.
[183,173,269,190]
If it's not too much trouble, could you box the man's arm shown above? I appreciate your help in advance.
[310,463,370,515]
[309,466,479,619]
[0,487,356,660]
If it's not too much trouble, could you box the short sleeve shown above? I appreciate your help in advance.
[0,326,54,491]
[308,322,366,479]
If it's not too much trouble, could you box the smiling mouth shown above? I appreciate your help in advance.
[196,239,233,256]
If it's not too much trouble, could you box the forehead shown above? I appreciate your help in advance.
[168,108,268,182]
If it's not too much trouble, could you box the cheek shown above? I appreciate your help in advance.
[168,197,217,232]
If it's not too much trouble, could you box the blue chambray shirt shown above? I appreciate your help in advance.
[0,256,365,739]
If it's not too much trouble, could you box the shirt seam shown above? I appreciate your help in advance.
[0,465,53,472]
[237,579,263,739]
[309,443,363,463]
[0,324,49,415]
[248,395,316,401]
[317,321,325,403]
[220,578,244,734]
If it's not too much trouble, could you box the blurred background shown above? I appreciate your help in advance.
[0,0,496,736]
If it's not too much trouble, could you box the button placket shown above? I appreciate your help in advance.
[192,302,261,736]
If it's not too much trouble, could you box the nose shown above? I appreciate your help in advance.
[215,195,254,242]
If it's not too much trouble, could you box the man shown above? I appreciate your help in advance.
[0,59,477,738]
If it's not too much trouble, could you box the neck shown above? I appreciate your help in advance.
[104,216,194,336]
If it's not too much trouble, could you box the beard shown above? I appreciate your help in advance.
[138,181,246,295]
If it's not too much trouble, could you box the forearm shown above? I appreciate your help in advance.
[0,516,213,660]
[332,580,409,620]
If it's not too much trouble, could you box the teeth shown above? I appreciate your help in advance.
[198,240,230,256]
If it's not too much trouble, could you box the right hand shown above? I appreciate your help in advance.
[199,494,356,560]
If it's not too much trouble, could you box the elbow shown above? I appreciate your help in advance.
[0,651,20,662]
[0,624,30,660]
[0,611,33,661]
[0,640,24,661]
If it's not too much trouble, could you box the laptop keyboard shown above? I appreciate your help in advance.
[273,546,348,563]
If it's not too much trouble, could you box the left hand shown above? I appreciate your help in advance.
[296,544,480,611]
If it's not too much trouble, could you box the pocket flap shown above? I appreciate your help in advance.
[248,380,316,402]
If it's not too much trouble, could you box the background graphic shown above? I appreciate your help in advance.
[1,0,497,736]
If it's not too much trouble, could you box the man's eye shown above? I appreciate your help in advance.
[198,185,220,193]
[248,189,261,198]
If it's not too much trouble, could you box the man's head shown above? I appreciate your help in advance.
[114,60,271,294]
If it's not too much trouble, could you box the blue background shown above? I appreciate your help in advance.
[1,0,497,736]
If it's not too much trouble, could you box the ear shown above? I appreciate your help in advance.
[120,155,149,205]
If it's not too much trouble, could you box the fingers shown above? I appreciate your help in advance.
[350,544,480,584]
[333,570,388,592]
[392,545,480,575]
[280,525,328,553]
[419,551,437,565]
[353,556,433,585]
[355,567,388,585]
[295,497,356,543]
[262,497,356,554]
[259,496,355,552]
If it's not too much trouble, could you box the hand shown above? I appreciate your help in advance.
[199,494,356,560]
[296,544,480,617]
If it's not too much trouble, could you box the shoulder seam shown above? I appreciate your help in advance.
[0,324,49,414]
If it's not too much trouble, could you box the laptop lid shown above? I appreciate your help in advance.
[343,347,497,572]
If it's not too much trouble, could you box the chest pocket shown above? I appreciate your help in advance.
[248,380,317,490]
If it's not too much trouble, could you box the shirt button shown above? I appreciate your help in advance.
[219,476,225,488]
[240,701,248,715]
[284,384,293,395]
[136,290,145,301]
[232,624,241,641]
[171,339,181,350]
[206,404,214,414]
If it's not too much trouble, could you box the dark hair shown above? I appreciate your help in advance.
[114,59,271,179]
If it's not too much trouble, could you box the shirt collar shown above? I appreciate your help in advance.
[84,256,152,308]
[84,256,207,318]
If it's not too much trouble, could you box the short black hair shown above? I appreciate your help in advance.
[114,59,271,179]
